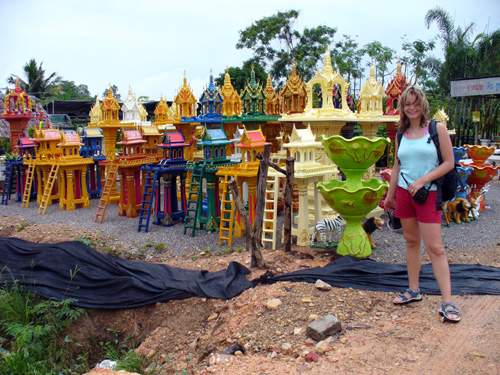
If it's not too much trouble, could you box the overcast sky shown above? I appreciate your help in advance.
[1,0,498,100]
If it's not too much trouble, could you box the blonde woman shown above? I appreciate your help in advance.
[384,86,461,323]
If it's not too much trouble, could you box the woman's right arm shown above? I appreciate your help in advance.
[384,138,400,209]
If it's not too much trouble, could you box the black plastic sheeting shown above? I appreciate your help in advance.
[258,256,500,296]
[1,237,499,310]
[0,237,253,309]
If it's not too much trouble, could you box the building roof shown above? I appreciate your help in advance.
[117,129,146,145]
[83,128,103,138]
[58,130,83,147]
[199,126,231,146]
[16,137,35,148]
[33,129,61,142]
[284,125,321,148]
[159,130,189,148]
[238,128,269,149]
[141,126,161,136]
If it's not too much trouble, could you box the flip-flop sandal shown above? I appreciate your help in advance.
[393,288,423,305]
[439,302,461,323]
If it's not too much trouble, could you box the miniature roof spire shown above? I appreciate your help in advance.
[264,74,280,115]
[89,96,103,124]
[384,61,408,115]
[359,65,385,117]
[433,108,449,124]
[221,71,242,117]
[241,68,265,115]
[121,86,148,123]
[279,65,307,114]
[174,74,197,118]
[322,49,334,76]
[199,72,223,117]
[154,97,169,121]
[250,66,256,86]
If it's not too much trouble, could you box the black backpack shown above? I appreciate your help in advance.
[397,120,458,202]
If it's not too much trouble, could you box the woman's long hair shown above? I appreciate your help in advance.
[398,86,430,133]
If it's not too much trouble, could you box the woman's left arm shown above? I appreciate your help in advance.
[412,122,454,188]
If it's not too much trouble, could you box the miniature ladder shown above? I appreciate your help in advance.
[1,161,15,205]
[137,170,158,233]
[95,163,118,223]
[262,173,280,250]
[183,167,204,237]
[38,164,60,215]
[219,175,235,246]
[21,162,35,208]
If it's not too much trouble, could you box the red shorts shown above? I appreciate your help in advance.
[395,186,442,224]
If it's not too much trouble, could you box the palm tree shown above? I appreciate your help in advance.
[8,59,60,101]
[424,7,499,93]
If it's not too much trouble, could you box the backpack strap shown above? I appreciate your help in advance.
[428,120,443,164]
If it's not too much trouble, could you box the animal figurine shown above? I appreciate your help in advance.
[362,216,385,249]
[443,198,472,225]
[468,193,481,220]
[311,216,384,248]
[311,216,345,244]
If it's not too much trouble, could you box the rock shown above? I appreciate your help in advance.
[96,360,117,369]
[265,298,282,310]
[305,351,320,362]
[209,353,233,365]
[234,350,243,356]
[84,370,141,375]
[281,342,292,353]
[293,327,303,336]
[315,337,333,353]
[308,314,319,321]
[315,279,332,291]
[223,343,245,355]
[268,351,278,358]
[307,314,342,341]
[207,313,218,321]
[301,296,313,303]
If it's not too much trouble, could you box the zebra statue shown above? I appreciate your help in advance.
[311,216,346,245]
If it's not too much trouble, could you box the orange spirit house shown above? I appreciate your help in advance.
[1,80,32,148]
[116,130,156,218]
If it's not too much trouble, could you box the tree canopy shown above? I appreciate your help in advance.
[8,59,60,101]
[236,10,336,82]
[214,58,267,93]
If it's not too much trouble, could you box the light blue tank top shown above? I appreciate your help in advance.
[397,130,439,191]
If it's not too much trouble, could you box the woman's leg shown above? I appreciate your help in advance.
[402,218,421,290]
[419,222,452,303]
[393,217,421,303]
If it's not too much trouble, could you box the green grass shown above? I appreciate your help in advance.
[0,284,85,374]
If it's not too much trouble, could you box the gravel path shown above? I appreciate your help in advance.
[1,181,498,262]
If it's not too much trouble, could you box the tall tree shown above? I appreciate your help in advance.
[425,7,481,93]
[236,10,336,82]
[50,80,92,100]
[362,41,395,86]
[8,59,60,101]
[331,34,364,97]
[399,38,437,87]
[215,58,267,93]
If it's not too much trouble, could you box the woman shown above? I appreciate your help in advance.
[384,86,461,323]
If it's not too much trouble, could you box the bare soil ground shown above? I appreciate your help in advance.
[0,216,499,375]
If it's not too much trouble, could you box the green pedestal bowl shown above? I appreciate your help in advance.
[317,179,388,257]
[321,136,390,188]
